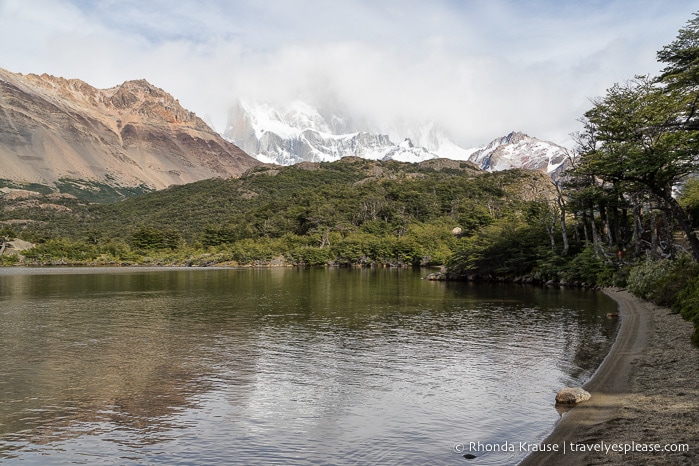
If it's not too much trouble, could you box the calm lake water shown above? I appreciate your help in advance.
[0,267,618,465]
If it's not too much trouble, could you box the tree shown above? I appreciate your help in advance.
[679,178,699,227]
[131,226,182,250]
[574,76,699,261]
[657,12,699,130]
[553,179,570,256]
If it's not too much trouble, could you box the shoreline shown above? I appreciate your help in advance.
[518,288,698,465]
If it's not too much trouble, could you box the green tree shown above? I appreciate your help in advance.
[679,178,699,227]
[202,225,238,247]
[131,227,182,250]
[574,75,699,261]
[448,215,547,277]
[657,12,699,124]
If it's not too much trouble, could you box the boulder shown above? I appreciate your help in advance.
[555,387,591,405]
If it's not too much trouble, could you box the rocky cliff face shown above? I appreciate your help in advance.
[0,68,260,192]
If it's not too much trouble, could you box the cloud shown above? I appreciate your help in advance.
[0,0,696,147]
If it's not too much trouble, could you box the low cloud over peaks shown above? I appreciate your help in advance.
[0,0,696,147]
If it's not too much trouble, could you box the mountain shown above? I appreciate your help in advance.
[224,99,568,175]
[0,68,260,197]
[224,99,470,165]
[224,100,397,165]
[468,131,570,175]
[383,120,478,162]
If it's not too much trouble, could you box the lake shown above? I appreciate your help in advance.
[0,267,618,465]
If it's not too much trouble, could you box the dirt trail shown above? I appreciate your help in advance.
[518,288,698,465]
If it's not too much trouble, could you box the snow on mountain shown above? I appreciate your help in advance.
[385,121,477,161]
[468,131,569,175]
[383,138,439,163]
[223,99,569,176]
[224,100,397,165]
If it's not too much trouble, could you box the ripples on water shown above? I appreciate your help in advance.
[0,267,618,465]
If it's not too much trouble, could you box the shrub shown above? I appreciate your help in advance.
[533,247,566,281]
[131,227,182,250]
[226,238,278,264]
[627,254,699,306]
[448,217,546,277]
[675,275,699,346]
[0,225,17,238]
[561,244,619,286]
[286,246,332,266]
[626,253,699,346]
[23,239,99,263]
[627,259,673,301]
[0,254,20,265]
[330,232,375,265]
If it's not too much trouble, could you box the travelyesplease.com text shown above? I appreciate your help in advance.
[454,440,690,455]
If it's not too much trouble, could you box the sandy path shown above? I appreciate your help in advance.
[518,288,698,465]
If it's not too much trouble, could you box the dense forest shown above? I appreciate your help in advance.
[1,158,552,269]
[2,13,699,344]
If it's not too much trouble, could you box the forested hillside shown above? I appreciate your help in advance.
[2,158,560,270]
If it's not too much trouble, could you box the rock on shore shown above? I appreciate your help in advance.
[555,387,591,404]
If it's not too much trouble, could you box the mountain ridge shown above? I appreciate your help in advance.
[224,99,569,175]
[0,68,260,197]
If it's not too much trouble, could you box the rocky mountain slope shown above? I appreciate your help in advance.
[224,99,568,175]
[468,131,570,175]
[0,68,260,195]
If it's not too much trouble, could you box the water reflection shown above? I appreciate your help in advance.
[0,268,618,465]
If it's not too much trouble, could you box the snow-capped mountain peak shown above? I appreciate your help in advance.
[238,99,330,140]
[469,131,568,174]
[381,138,441,163]
[225,99,405,165]
[224,99,569,176]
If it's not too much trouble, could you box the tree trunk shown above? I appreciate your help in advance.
[662,209,675,259]
[665,195,699,261]
[599,203,614,245]
[560,208,569,256]
[580,211,589,244]
[320,229,330,248]
[547,228,556,251]
[589,206,601,256]
[555,182,569,256]
[544,201,557,251]
[620,205,629,246]
[632,199,643,257]
[611,205,623,249]
[651,208,659,259]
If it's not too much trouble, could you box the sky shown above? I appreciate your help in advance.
[0,0,697,148]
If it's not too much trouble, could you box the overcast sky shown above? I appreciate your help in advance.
[0,0,697,148]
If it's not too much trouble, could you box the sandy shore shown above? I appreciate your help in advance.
[519,288,698,465]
